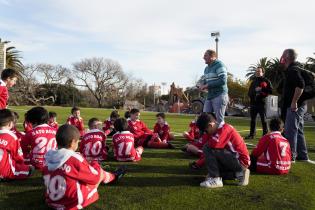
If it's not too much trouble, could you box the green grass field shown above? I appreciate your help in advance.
[1,106,315,210]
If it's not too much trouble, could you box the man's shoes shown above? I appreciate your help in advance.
[244,135,254,140]
[238,168,250,186]
[200,177,223,188]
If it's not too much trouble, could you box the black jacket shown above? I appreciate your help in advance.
[282,62,305,109]
[248,76,272,105]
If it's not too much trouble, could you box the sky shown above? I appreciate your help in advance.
[1,0,314,90]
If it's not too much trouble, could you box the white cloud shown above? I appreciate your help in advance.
[1,0,314,88]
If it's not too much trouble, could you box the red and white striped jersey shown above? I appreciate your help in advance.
[22,124,57,170]
[43,149,101,210]
[112,131,141,161]
[252,131,291,175]
[79,129,107,162]
[207,123,250,168]
[0,129,28,178]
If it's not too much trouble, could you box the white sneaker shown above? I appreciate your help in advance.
[238,169,250,186]
[200,177,223,188]
[298,159,315,164]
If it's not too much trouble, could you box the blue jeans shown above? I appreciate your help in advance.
[284,104,308,160]
[203,94,229,124]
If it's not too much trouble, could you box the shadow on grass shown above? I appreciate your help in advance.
[0,176,43,187]
[142,151,196,160]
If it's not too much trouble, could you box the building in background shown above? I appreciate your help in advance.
[0,42,6,70]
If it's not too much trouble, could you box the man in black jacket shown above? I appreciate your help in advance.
[280,49,314,164]
[245,67,272,139]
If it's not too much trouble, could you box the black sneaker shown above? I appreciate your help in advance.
[28,166,35,176]
[244,135,254,140]
[113,166,127,183]
[168,143,176,149]
[181,147,187,153]
[189,162,201,170]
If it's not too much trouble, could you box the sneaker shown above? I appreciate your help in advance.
[189,162,201,170]
[238,168,250,186]
[244,135,254,140]
[181,147,187,153]
[28,166,35,176]
[200,177,223,188]
[297,159,315,164]
[168,143,176,149]
[113,166,127,183]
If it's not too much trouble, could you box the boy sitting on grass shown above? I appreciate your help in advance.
[197,113,250,188]
[22,107,58,170]
[48,111,59,130]
[250,118,291,175]
[183,115,201,141]
[128,108,175,149]
[0,109,34,180]
[80,118,108,162]
[113,118,144,162]
[43,124,126,210]
[153,112,174,143]
[103,110,119,136]
[0,68,19,109]
[67,107,85,136]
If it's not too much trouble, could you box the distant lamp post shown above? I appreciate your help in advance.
[211,31,220,58]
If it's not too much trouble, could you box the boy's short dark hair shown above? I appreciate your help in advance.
[56,124,80,148]
[26,106,49,125]
[130,108,140,115]
[0,109,14,127]
[88,117,100,128]
[114,118,129,132]
[156,112,165,119]
[49,111,57,118]
[110,110,120,119]
[124,111,130,119]
[71,106,80,114]
[269,118,283,132]
[1,68,19,81]
[196,112,216,132]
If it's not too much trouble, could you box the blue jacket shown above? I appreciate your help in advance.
[203,60,228,99]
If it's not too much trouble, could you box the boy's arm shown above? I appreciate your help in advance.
[142,122,153,134]
[251,136,269,158]
[161,125,170,141]
[153,124,158,133]
[20,133,31,155]
[72,158,102,185]
[12,140,25,163]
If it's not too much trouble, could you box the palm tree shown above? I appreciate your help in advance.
[305,53,315,73]
[0,38,23,71]
[264,58,285,91]
[245,57,271,81]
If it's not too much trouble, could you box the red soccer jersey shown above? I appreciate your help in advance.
[153,122,171,141]
[0,80,8,110]
[22,124,57,170]
[49,122,59,130]
[0,129,30,179]
[112,131,141,161]
[43,149,101,210]
[252,131,291,175]
[67,115,85,136]
[23,121,33,133]
[11,127,25,141]
[102,119,113,136]
[207,123,250,168]
[80,129,107,162]
[127,119,153,140]
[184,121,201,141]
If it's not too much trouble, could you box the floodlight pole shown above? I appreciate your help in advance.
[211,31,220,59]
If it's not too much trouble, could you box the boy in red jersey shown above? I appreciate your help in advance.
[21,107,58,170]
[0,68,19,110]
[112,118,143,162]
[250,118,291,175]
[43,124,126,210]
[197,113,250,188]
[103,110,119,136]
[183,116,201,141]
[128,108,175,149]
[0,109,34,180]
[23,113,33,133]
[48,112,59,130]
[153,112,174,143]
[67,107,85,136]
[80,118,108,162]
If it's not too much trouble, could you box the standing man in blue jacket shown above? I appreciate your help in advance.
[199,50,229,124]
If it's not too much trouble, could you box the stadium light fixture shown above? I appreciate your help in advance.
[211,31,220,58]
